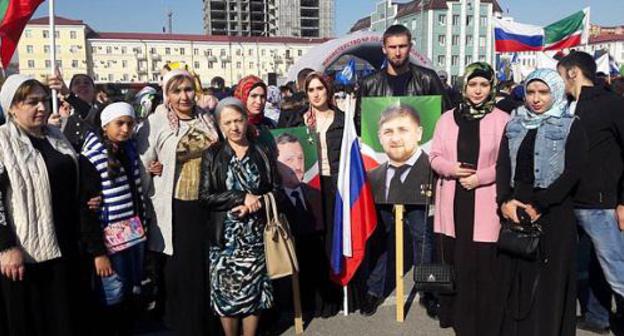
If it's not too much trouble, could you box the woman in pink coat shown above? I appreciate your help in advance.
[429,62,510,336]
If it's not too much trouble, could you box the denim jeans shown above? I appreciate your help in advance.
[98,243,145,306]
[365,205,433,298]
[575,209,624,299]
[577,227,612,328]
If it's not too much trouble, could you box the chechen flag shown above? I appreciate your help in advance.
[0,0,44,68]
[543,8,590,51]
[330,97,377,286]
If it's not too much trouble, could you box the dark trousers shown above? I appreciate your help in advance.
[365,205,433,298]
[0,258,75,336]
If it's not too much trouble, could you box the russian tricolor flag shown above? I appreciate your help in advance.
[330,98,377,286]
[494,19,544,52]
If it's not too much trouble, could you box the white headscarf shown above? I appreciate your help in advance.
[100,102,136,127]
[0,74,35,113]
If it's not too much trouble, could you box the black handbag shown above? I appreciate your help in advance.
[497,220,543,260]
[413,172,455,294]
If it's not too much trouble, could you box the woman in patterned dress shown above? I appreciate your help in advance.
[199,97,282,336]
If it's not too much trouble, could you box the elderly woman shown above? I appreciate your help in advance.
[429,63,510,336]
[199,97,280,336]
[0,75,80,335]
[496,69,587,335]
[137,69,220,336]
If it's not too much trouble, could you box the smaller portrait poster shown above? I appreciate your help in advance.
[360,96,442,205]
[270,126,324,235]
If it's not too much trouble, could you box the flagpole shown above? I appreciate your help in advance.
[49,0,58,115]
[343,286,348,316]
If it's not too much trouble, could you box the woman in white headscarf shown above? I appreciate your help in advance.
[496,68,588,335]
[0,75,80,336]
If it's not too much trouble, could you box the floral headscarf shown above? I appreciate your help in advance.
[233,75,267,126]
[517,68,569,129]
[459,62,497,120]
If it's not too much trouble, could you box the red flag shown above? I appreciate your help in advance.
[0,0,44,68]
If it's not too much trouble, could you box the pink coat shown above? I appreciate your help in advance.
[429,108,510,243]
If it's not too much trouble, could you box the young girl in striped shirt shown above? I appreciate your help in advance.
[79,102,147,334]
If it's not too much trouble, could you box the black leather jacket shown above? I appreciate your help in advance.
[355,63,451,132]
[199,140,283,248]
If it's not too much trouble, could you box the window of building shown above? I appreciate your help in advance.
[465,55,473,64]
[27,60,35,68]
[108,74,114,82]
[122,60,128,67]
[205,49,212,56]
[123,74,129,81]
[55,60,62,68]
[24,30,31,38]
[466,35,473,45]
[150,47,156,54]
[248,49,253,56]
[466,15,473,26]
[208,62,214,69]
[44,45,50,53]
[221,62,227,69]
[220,49,226,56]
[438,35,446,46]
[236,62,241,69]
[480,16,488,27]
[106,46,112,54]
[298,49,303,57]
[452,35,460,46]
[479,55,486,61]
[72,60,79,68]
[121,47,127,54]
[451,55,459,66]
[94,74,99,81]
[236,49,241,56]
[54,31,59,38]
[452,15,460,26]
[165,47,171,55]
[261,49,266,56]
[70,31,77,39]
[479,36,486,47]
[43,30,49,38]
[249,62,254,69]
[193,48,199,55]
[439,14,446,25]
[26,45,33,53]
[152,73,159,81]
[45,60,51,68]
[180,48,185,55]
[194,61,200,69]
[437,55,445,66]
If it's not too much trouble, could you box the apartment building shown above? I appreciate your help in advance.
[18,16,330,85]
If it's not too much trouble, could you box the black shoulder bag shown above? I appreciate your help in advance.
[413,171,455,294]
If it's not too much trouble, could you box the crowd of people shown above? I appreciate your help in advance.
[0,23,623,336]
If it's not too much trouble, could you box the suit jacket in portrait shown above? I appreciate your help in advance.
[281,183,324,237]
[368,152,432,205]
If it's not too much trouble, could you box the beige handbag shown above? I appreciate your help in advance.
[263,192,299,280]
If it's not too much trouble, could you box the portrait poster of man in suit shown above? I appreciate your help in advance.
[358,96,442,312]
[360,96,442,205]
[270,127,330,313]
[270,127,324,236]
